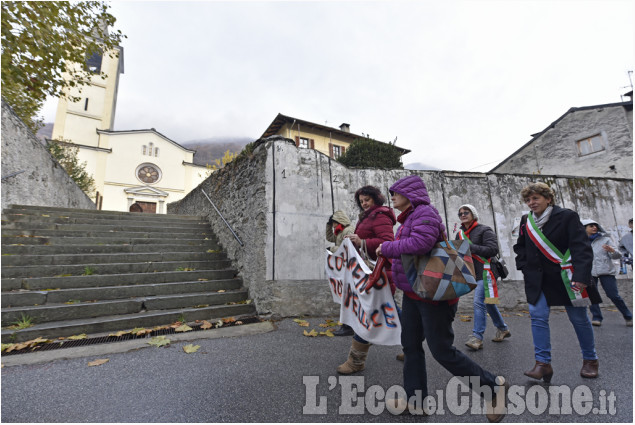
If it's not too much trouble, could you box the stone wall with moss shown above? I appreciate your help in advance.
[169,138,633,317]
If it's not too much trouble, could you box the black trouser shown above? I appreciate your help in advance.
[401,295,498,400]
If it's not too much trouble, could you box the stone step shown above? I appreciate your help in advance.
[2,221,211,233]
[1,259,232,279]
[1,243,223,255]
[1,235,219,246]
[2,212,208,226]
[1,289,249,324]
[2,278,243,307]
[2,228,215,241]
[1,303,256,343]
[5,205,205,221]
[2,269,238,291]
[0,251,226,267]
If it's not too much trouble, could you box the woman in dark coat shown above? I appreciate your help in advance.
[455,204,510,351]
[335,185,396,374]
[513,182,600,381]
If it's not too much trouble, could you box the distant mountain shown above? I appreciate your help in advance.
[182,137,253,166]
[404,162,440,171]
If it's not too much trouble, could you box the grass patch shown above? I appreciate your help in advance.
[7,313,34,330]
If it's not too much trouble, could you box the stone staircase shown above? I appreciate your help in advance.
[1,205,256,343]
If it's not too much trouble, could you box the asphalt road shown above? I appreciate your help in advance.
[1,308,632,423]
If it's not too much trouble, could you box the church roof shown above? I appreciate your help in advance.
[96,128,196,153]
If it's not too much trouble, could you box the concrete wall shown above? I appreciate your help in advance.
[169,138,633,317]
[1,100,95,210]
[493,103,633,179]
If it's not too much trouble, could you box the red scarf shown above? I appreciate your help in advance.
[463,220,478,237]
[333,223,345,235]
[396,206,414,225]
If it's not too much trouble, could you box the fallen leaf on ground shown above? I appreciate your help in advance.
[175,324,192,332]
[320,330,335,337]
[235,321,243,325]
[303,329,318,337]
[293,319,310,327]
[217,290,226,293]
[68,334,87,340]
[88,359,109,367]
[109,330,129,337]
[148,336,170,347]
[200,320,213,329]
[222,317,236,324]
[183,344,200,353]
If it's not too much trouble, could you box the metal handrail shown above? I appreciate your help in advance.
[201,189,244,247]
[1,170,25,182]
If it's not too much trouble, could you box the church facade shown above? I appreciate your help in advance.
[51,43,208,213]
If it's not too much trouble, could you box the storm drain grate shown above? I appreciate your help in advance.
[2,316,262,356]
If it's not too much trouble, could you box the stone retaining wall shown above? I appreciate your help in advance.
[169,138,633,318]
[1,100,95,210]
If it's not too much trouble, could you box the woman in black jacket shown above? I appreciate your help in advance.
[513,183,601,381]
[455,204,510,351]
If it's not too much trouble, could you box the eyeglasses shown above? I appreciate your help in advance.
[458,211,471,217]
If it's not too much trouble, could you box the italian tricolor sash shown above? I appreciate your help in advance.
[459,229,499,304]
[525,213,591,307]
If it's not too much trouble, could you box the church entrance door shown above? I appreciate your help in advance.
[136,201,157,214]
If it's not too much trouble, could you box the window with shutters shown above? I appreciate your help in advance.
[332,145,342,158]
[299,137,309,148]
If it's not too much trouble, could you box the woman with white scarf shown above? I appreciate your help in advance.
[513,182,602,381]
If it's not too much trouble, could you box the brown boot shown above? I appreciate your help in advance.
[396,352,405,362]
[337,339,371,374]
[524,361,553,383]
[580,359,599,378]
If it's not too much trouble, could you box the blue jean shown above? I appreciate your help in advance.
[472,280,509,340]
[528,292,598,363]
[589,275,633,321]
[401,296,498,399]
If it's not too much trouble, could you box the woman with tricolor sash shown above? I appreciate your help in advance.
[513,182,601,381]
[455,204,511,351]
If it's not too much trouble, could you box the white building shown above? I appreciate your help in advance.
[51,42,208,213]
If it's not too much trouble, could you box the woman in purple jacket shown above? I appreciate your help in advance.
[377,175,506,422]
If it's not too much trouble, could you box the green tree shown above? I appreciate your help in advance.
[1,1,125,132]
[336,137,404,169]
[47,139,95,196]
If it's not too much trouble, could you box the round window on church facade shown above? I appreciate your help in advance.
[136,163,162,184]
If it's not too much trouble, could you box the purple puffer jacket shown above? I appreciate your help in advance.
[381,175,445,295]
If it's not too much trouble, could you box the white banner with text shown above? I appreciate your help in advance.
[325,239,401,345]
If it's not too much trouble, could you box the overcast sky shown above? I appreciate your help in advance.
[42,0,634,172]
